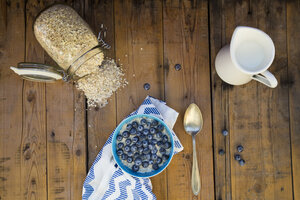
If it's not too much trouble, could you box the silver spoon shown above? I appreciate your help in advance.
[183,103,203,196]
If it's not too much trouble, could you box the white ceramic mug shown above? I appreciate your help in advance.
[215,26,278,88]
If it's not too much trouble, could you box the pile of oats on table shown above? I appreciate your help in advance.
[76,59,127,108]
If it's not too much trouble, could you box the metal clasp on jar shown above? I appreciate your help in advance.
[97,24,111,50]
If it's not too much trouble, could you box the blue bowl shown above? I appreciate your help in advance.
[112,114,174,178]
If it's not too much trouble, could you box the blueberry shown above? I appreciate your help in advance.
[133,152,140,159]
[144,153,151,160]
[138,147,143,154]
[237,145,244,153]
[121,154,128,160]
[142,140,149,147]
[128,151,133,157]
[157,125,164,131]
[125,138,131,145]
[156,157,162,164]
[141,119,147,125]
[150,128,156,134]
[140,135,146,140]
[117,135,123,141]
[135,157,142,166]
[136,141,142,148]
[152,163,159,170]
[162,135,168,143]
[149,160,154,165]
[162,154,169,160]
[137,125,144,131]
[152,120,158,126]
[222,129,229,136]
[126,124,132,130]
[151,154,158,160]
[124,145,130,152]
[132,136,139,143]
[132,165,139,172]
[174,64,182,71]
[117,149,123,156]
[143,129,149,135]
[127,157,133,163]
[218,149,225,155]
[142,161,149,168]
[117,142,124,148]
[130,128,137,135]
[157,141,163,146]
[131,144,137,152]
[159,148,166,154]
[239,159,245,166]
[148,144,154,150]
[136,131,142,137]
[156,132,163,138]
[234,154,241,161]
[132,121,138,128]
[143,148,150,154]
[141,154,146,160]
[164,142,171,149]
[151,148,158,154]
[147,122,151,127]
[147,134,153,140]
[151,139,157,145]
[122,131,129,138]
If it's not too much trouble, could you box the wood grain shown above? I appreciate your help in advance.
[45,1,86,200]
[114,0,165,199]
[287,0,300,199]
[209,0,233,199]
[210,0,293,199]
[0,0,25,199]
[85,0,117,169]
[163,0,214,199]
[24,0,48,199]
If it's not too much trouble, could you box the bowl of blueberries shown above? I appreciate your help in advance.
[112,114,174,178]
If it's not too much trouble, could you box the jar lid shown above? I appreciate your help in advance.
[10,63,65,83]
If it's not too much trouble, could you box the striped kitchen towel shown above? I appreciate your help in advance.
[82,96,184,200]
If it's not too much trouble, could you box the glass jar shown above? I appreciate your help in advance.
[10,4,110,82]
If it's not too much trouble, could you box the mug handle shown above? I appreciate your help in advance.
[252,70,278,88]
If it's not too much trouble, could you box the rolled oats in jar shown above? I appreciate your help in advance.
[11,4,126,107]
[34,4,102,72]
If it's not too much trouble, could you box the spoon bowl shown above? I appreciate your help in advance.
[183,103,203,196]
[183,103,203,135]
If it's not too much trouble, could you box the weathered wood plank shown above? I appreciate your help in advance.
[209,0,233,199]
[0,0,25,199]
[23,0,48,199]
[45,1,86,200]
[287,0,300,199]
[210,0,293,199]
[85,0,117,169]
[114,0,165,198]
[163,0,214,199]
[21,1,47,199]
[68,3,87,198]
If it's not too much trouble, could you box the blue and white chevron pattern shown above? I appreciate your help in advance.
[82,96,183,200]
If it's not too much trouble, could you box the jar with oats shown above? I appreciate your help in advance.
[10,4,126,107]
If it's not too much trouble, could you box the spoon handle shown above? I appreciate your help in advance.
[192,134,201,195]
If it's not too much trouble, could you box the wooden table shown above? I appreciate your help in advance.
[0,0,299,199]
